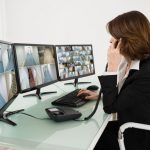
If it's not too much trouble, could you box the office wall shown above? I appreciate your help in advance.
[0,0,3,39]
[0,0,6,40]
[4,0,150,75]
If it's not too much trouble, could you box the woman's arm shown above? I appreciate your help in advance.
[99,70,150,114]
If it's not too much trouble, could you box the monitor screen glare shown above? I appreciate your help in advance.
[0,43,17,108]
[15,45,57,91]
[56,45,94,80]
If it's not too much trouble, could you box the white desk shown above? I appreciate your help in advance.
[0,75,111,150]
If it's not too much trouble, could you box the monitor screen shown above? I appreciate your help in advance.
[14,44,57,93]
[55,45,95,80]
[0,41,18,109]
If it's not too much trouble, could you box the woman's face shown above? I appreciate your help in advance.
[109,37,116,45]
[109,36,120,50]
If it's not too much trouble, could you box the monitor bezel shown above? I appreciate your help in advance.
[0,40,19,116]
[13,43,58,94]
[54,44,95,81]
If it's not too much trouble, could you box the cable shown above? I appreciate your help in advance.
[20,112,49,120]
[5,88,102,122]
[73,88,102,121]
[81,64,108,121]
[5,110,49,120]
[54,76,103,121]
[84,89,102,120]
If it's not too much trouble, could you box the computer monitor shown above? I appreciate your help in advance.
[0,40,23,126]
[55,45,95,86]
[14,43,58,99]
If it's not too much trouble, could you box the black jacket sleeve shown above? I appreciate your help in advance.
[99,70,150,114]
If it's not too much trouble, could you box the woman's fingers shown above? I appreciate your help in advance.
[107,37,123,72]
[77,89,87,96]
[77,89,92,96]
[85,93,98,100]
[116,38,122,49]
[112,39,118,49]
[85,95,94,100]
[77,89,98,100]
[110,38,121,50]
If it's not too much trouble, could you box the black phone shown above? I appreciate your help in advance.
[45,107,82,122]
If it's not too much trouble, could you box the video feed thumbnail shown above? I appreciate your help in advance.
[0,43,17,108]
[56,45,94,80]
[15,45,57,91]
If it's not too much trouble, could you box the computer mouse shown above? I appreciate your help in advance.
[87,85,99,91]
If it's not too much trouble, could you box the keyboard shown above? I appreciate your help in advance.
[51,89,88,107]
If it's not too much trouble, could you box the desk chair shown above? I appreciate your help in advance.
[118,122,150,150]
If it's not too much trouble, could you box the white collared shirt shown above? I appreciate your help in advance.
[103,57,140,93]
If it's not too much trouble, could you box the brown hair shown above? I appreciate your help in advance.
[107,11,150,60]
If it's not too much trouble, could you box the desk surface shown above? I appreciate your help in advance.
[0,75,111,150]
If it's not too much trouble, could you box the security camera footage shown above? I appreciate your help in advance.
[0,43,17,108]
[56,45,94,80]
[15,45,57,91]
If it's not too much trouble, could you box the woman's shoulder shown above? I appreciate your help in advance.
[140,58,150,71]
[128,58,150,79]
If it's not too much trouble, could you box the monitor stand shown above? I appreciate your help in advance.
[64,78,91,87]
[0,109,24,126]
[23,88,57,99]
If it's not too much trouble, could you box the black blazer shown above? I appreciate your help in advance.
[99,58,150,150]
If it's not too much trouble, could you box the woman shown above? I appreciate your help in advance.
[78,11,150,150]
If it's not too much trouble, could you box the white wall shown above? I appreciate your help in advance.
[0,0,3,39]
[4,0,150,75]
[0,0,6,40]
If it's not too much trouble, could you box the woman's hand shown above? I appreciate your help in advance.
[107,38,122,72]
[77,89,98,100]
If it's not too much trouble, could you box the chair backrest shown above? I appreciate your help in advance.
[118,122,150,150]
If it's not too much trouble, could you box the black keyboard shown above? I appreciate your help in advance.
[51,89,88,107]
